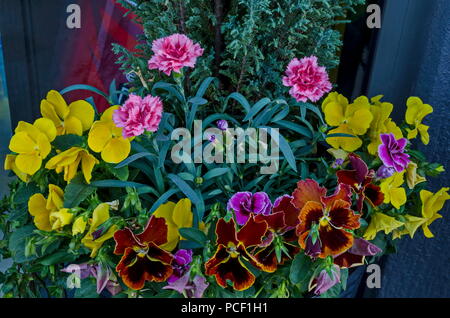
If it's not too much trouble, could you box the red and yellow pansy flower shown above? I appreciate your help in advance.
[113,216,174,290]
[336,153,384,212]
[205,215,268,291]
[253,195,300,272]
[292,179,361,258]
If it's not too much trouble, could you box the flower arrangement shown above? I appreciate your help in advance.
[1,4,448,299]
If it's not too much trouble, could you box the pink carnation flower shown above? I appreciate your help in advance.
[113,94,163,138]
[148,33,204,76]
[282,56,332,103]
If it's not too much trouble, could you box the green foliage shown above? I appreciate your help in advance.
[114,0,366,100]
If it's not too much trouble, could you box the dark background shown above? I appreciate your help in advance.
[0,0,449,297]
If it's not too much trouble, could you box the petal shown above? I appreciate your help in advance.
[390,187,407,209]
[47,184,64,211]
[215,218,238,246]
[213,257,256,291]
[37,133,51,159]
[101,137,131,164]
[333,252,365,268]
[253,246,278,273]
[88,122,112,153]
[114,228,140,255]
[68,100,95,131]
[40,99,62,128]
[136,216,169,246]
[15,153,41,175]
[322,183,352,210]
[64,116,83,136]
[319,225,354,257]
[100,105,120,122]
[72,216,87,235]
[172,198,193,230]
[272,195,300,228]
[46,90,69,119]
[237,215,268,247]
[34,118,57,142]
[418,124,430,145]
[80,151,98,184]
[91,203,110,229]
[9,131,36,154]
[291,179,326,211]
[328,199,360,230]
[28,193,52,231]
[347,108,373,135]
[297,201,324,234]
[326,125,362,152]
[255,211,286,231]
[50,208,74,230]
[152,202,179,251]
[323,101,345,126]
[363,183,384,207]
[205,245,230,276]
[146,242,174,265]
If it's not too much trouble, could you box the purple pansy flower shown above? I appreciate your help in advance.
[312,264,340,295]
[376,165,396,179]
[348,237,382,256]
[62,263,122,296]
[168,249,193,283]
[227,191,272,225]
[216,120,228,131]
[304,235,322,258]
[378,133,410,172]
[163,272,209,298]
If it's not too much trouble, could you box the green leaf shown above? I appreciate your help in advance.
[115,152,158,168]
[90,180,148,188]
[178,227,208,246]
[203,168,230,180]
[149,188,179,213]
[52,134,84,151]
[60,84,110,104]
[14,183,40,205]
[64,175,96,208]
[263,127,298,172]
[276,120,313,139]
[244,98,271,121]
[167,174,201,205]
[224,92,251,113]
[195,77,217,98]
[289,253,314,285]
[152,82,185,103]
[8,225,37,263]
[38,251,77,266]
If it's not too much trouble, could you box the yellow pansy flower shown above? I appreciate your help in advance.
[28,184,73,231]
[366,96,403,155]
[405,162,426,189]
[152,198,193,251]
[88,106,131,164]
[81,203,118,258]
[40,90,95,136]
[364,212,404,240]
[45,147,99,184]
[405,97,433,145]
[419,188,450,238]
[323,93,373,152]
[380,171,407,209]
[394,188,450,239]
[4,154,30,182]
[72,216,88,235]
[7,118,56,175]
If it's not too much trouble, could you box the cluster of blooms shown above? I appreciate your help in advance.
[3,32,449,298]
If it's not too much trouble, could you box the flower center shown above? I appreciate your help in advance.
[133,245,149,258]
[227,243,240,258]
[319,216,330,227]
